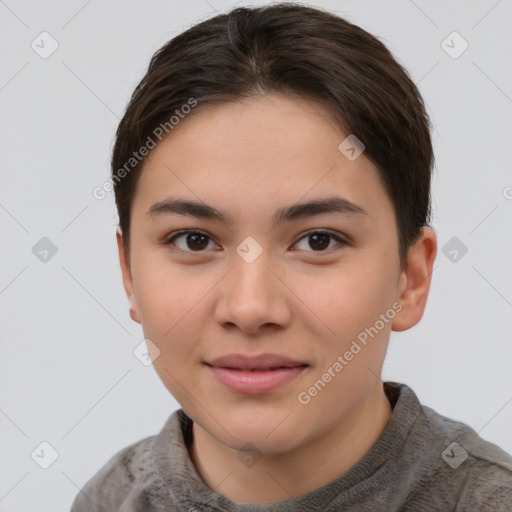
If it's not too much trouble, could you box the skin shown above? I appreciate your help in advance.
[117,93,437,504]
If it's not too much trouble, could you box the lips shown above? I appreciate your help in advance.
[204,353,309,394]
[205,353,308,371]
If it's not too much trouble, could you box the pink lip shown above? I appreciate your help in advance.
[204,353,309,394]
[206,366,307,394]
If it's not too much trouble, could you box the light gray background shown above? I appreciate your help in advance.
[1,0,511,510]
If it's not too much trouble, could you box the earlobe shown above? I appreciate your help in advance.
[391,227,437,332]
[116,229,142,325]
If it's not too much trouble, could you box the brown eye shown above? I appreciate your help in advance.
[293,231,346,252]
[165,231,216,252]
[308,233,330,251]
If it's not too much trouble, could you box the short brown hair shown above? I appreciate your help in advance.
[112,2,433,269]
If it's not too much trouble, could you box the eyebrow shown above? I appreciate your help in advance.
[147,196,368,227]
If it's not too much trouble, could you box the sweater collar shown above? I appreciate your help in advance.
[153,381,421,511]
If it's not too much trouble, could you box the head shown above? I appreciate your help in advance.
[114,3,437,453]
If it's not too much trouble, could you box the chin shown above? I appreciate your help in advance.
[227,430,301,455]
[217,408,303,453]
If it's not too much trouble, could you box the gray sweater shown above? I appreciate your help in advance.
[70,382,512,511]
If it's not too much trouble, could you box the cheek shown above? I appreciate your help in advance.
[301,264,394,340]
[139,268,206,399]
[133,252,204,331]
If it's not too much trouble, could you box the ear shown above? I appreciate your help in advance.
[116,228,142,324]
[391,227,437,332]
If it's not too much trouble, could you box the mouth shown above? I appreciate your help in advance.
[204,353,310,394]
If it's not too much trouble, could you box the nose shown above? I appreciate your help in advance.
[213,250,291,335]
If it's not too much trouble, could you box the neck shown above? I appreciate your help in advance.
[189,382,393,504]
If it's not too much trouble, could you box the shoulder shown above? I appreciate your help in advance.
[420,403,512,471]
[419,403,512,511]
[455,459,512,512]
[453,419,512,511]
[70,435,173,511]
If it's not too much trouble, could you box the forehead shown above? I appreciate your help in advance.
[132,93,394,225]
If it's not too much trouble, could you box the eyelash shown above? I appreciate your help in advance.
[162,229,348,255]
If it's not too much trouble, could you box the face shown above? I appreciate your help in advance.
[118,93,413,454]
